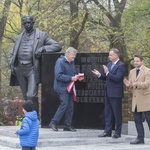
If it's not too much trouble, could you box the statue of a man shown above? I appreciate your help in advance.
[10,15,62,114]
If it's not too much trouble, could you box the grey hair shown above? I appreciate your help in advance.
[65,47,78,55]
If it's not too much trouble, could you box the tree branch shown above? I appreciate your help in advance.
[73,11,89,44]
[91,0,118,26]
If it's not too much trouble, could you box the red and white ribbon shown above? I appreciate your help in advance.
[67,73,84,102]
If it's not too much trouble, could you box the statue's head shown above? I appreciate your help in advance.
[21,15,35,33]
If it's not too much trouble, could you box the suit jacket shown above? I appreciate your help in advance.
[100,60,126,98]
[129,65,150,112]
[10,29,62,86]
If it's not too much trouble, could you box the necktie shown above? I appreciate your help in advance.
[111,62,115,70]
[136,68,140,77]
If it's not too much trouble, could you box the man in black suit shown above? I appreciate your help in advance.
[10,15,62,114]
[92,48,126,138]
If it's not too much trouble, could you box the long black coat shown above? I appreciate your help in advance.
[10,29,62,86]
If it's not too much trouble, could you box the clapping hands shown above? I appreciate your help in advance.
[123,78,130,88]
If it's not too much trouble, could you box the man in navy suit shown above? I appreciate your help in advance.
[92,48,126,138]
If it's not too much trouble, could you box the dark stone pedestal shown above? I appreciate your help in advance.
[41,53,108,128]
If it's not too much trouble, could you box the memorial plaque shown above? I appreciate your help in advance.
[41,53,109,128]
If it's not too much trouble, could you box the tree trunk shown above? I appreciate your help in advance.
[0,0,11,100]
[108,27,127,62]
[69,0,79,48]
[91,0,127,61]
[69,0,88,49]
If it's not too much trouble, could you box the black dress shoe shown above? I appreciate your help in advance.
[49,123,58,131]
[130,138,144,144]
[63,127,76,132]
[112,133,121,138]
[98,132,111,137]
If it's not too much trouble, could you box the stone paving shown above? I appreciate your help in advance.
[0,126,150,150]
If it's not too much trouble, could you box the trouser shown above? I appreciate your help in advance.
[51,93,74,127]
[15,64,39,114]
[104,97,122,135]
[22,147,36,150]
[133,107,150,140]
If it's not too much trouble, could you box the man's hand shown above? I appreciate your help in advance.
[35,47,45,58]
[78,77,84,81]
[133,82,138,89]
[77,73,84,81]
[123,78,130,88]
[71,76,78,81]
[103,65,109,74]
[92,69,101,77]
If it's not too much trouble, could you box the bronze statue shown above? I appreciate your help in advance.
[10,15,62,114]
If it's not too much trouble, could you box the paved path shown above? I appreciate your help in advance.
[0,126,150,150]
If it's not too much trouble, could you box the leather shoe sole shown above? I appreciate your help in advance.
[112,134,121,138]
[130,139,144,144]
[63,128,76,132]
[49,123,58,131]
[98,133,111,137]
